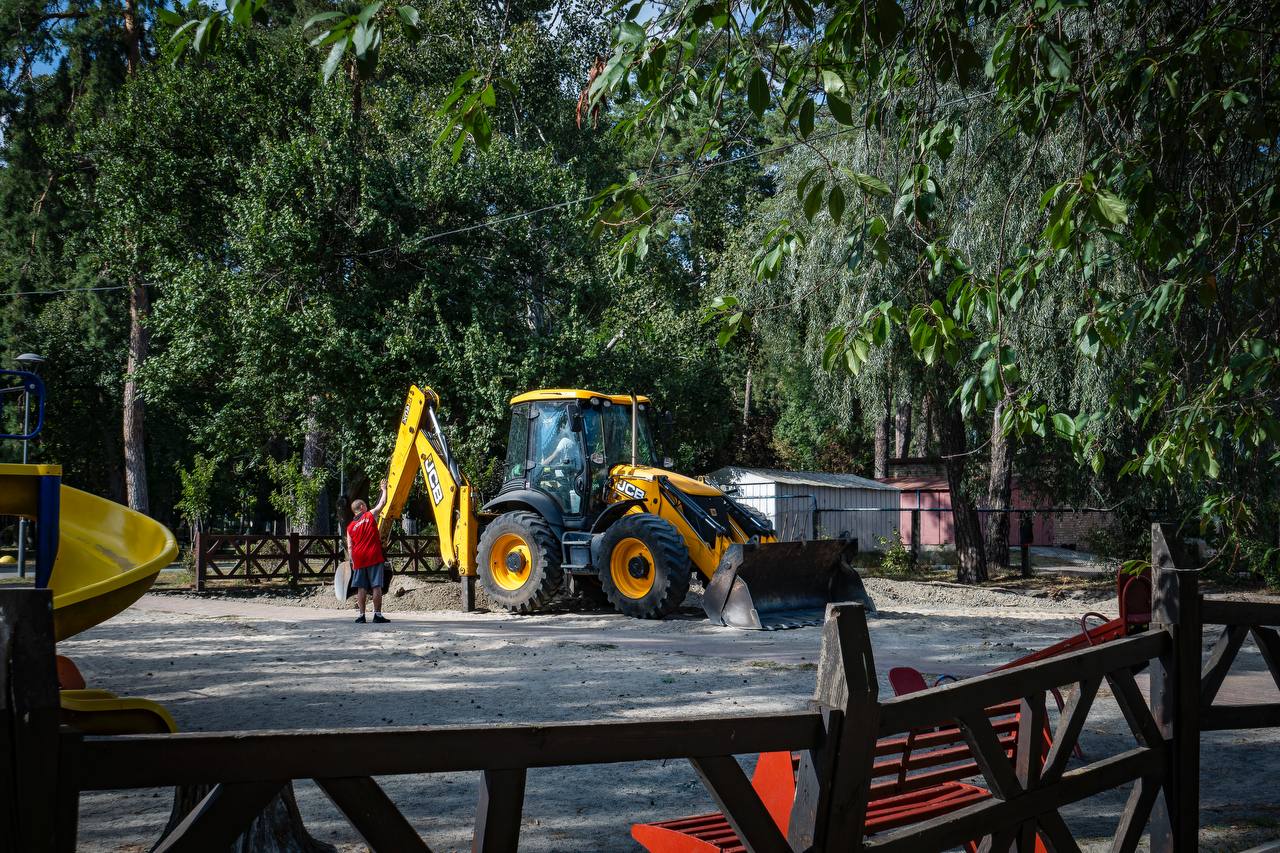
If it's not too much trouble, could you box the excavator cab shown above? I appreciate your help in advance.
[494,392,662,528]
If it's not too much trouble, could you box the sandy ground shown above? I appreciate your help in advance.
[60,578,1280,852]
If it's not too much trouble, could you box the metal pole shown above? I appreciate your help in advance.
[17,388,30,578]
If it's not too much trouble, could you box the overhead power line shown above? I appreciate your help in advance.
[8,283,150,297]
[9,89,995,299]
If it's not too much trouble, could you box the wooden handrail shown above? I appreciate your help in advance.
[877,631,1168,735]
[77,712,826,790]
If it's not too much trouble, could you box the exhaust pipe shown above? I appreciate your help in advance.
[702,539,874,630]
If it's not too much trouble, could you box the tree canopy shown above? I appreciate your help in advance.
[3,0,1277,581]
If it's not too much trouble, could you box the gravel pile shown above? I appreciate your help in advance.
[862,576,1107,611]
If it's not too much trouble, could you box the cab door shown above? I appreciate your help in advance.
[529,402,587,519]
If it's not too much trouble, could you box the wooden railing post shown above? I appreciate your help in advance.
[788,603,879,851]
[287,532,300,587]
[0,589,62,852]
[1149,523,1201,853]
[193,530,206,591]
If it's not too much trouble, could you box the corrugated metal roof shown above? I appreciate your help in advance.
[710,466,898,491]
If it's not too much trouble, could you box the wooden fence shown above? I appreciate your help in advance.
[3,523,1278,851]
[193,531,446,589]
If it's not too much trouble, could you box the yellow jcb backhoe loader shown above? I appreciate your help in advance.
[376,385,873,629]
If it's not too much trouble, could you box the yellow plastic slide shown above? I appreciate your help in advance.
[1,463,179,733]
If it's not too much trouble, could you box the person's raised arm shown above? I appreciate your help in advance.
[371,478,389,515]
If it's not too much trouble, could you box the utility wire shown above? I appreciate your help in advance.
[416,126,857,244]
[9,89,995,298]
[8,283,150,297]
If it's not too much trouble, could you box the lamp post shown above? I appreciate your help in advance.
[14,353,45,579]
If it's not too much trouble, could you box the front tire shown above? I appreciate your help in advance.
[477,511,563,614]
[598,514,691,619]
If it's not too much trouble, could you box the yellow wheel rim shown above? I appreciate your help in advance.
[610,537,656,599]
[489,533,532,591]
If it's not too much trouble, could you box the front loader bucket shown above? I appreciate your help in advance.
[702,539,873,630]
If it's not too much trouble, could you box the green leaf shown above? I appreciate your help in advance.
[821,70,846,96]
[828,94,853,126]
[851,172,890,196]
[1094,191,1128,226]
[322,37,347,81]
[396,5,420,38]
[352,22,374,57]
[1041,37,1071,81]
[748,67,769,118]
[619,20,645,45]
[356,1,384,26]
[304,11,344,30]
[1051,413,1076,438]
[803,181,824,222]
[828,186,845,224]
[798,98,815,138]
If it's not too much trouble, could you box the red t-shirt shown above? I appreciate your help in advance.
[347,511,384,570]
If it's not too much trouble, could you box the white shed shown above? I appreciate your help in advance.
[707,467,901,551]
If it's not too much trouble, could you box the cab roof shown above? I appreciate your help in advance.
[509,388,652,406]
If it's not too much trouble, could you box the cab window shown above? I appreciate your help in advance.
[504,404,530,480]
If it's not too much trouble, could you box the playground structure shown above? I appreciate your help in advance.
[0,369,178,735]
[376,385,873,629]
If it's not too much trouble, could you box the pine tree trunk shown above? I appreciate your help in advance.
[301,408,328,535]
[984,397,1014,573]
[123,276,149,514]
[894,401,913,458]
[156,784,334,853]
[935,393,987,583]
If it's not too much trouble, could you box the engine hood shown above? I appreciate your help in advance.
[609,464,724,497]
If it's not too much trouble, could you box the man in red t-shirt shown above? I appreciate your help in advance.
[346,479,389,624]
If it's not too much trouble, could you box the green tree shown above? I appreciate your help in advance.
[580,0,1280,576]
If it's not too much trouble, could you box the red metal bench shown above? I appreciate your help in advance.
[631,703,1030,852]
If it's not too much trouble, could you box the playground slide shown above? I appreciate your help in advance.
[46,482,178,642]
[0,463,179,733]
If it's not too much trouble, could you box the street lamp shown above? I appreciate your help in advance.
[14,353,45,580]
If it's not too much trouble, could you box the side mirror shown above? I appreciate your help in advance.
[570,412,584,433]
[662,456,674,469]
[590,451,606,466]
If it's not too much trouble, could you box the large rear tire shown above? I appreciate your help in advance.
[598,514,691,619]
[478,511,563,614]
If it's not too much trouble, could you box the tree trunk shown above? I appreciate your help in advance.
[301,408,328,535]
[123,276,149,514]
[742,367,752,426]
[156,784,334,853]
[122,0,142,76]
[984,397,1014,573]
[873,413,890,479]
[338,471,368,534]
[894,400,913,458]
[935,393,986,583]
[914,394,933,457]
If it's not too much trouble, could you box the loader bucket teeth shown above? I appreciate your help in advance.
[702,539,874,630]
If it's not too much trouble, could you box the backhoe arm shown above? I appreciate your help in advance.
[377,385,478,586]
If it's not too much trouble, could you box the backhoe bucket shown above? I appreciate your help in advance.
[702,539,873,630]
